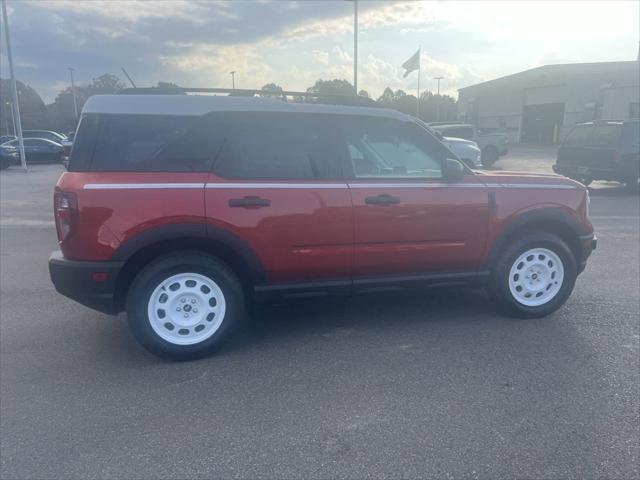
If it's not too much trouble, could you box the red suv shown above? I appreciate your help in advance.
[49,94,596,359]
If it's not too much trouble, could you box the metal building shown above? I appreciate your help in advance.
[458,61,640,144]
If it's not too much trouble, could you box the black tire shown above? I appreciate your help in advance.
[126,252,244,360]
[487,232,577,318]
[481,146,499,167]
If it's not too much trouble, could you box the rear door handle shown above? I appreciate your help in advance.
[365,194,401,205]
[228,196,271,208]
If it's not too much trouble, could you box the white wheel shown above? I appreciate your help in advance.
[147,272,226,346]
[508,248,564,307]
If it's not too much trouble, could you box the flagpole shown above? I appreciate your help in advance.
[416,46,421,118]
[1,0,27,171]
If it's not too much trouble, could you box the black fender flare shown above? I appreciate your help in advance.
[111,222,266,284]
[486,207,587,269]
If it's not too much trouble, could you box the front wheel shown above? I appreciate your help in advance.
[487,232,577,318]
[126,252,244,360]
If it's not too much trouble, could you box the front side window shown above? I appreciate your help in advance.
[340,117,444,178]
[90,114,221,172]
[213,113,341,179]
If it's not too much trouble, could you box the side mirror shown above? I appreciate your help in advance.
[442,158,466,183]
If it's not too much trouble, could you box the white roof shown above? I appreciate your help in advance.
[82,94,410,121]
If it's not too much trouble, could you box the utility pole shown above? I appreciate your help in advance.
[230,71,236,89]
[68,67,78,119]
[353,0,358,94]
[1,0,27,170]
[433,76,444,121]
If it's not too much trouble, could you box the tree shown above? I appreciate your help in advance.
[357,89,370,98]
[260,83,285,100]
[306,79,355,97]
[0,79,48,134]
[156,81,181,89]
[47,73,127,132]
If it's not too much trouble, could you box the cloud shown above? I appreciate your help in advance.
[2,0,636,103]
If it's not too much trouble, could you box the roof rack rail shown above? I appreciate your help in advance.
[117,87,377,106]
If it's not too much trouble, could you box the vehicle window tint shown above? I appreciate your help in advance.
[213,113,341,179]
[68,114,99,172]
[590,125,621,147]
[340,117,444,178]
[563,125,592,146]
[90,114,221,172]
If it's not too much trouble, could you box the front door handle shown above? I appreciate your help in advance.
[365,194,401,205]
[228,196,271,208]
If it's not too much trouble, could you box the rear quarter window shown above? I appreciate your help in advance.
[89,114,223,172]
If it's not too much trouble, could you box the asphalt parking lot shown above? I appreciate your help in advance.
[1,149,638,479]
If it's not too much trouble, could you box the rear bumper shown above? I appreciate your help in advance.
[49,251,124,315]
[577,233,597,274]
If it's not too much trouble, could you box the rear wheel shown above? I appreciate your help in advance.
[126,252,244,360]
[481,146,499,167]
[487,232,577,318]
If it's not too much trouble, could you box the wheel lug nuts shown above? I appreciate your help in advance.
[191,299,196,304]
[176,307,181,311]
[193,308,198,313]
[184,313,188,318]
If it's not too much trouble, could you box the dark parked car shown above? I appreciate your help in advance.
[554,120,639,190]
[22,130,68,143]
[0,135,17,145]
[0,138,64,165]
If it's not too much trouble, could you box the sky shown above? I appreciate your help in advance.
[1,0,638,103]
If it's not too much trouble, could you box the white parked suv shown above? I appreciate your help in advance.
[415,119,482,168]
[429,123,508,167]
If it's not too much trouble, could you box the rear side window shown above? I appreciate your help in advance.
[590,125,621,147]
[90,114,222,172]
[563,125,592,146]
[68,114,99,172]
[213,113,342,179]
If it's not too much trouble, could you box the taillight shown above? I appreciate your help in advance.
[54,191,78,242]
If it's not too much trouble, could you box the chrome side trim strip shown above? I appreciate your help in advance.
[83,182,578,191]
[206,183,348,189]
[488,183,578,190]
[84,183,205,190]
[347,183,485,188]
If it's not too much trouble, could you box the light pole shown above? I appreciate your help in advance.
[230,71,236,89]
[1,0,27,170]
[353,0,358,94]
[433,76,444,120]
[68,67,78,119]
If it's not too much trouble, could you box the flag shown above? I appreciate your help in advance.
[402,48,420,78]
